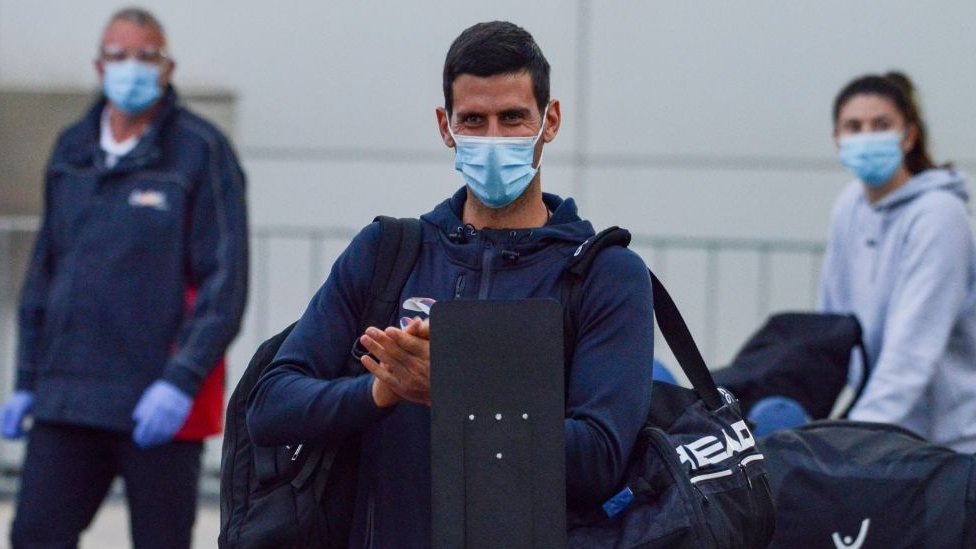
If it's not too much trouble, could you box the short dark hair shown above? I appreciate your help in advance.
[832,71,936,175]
[442,21,550,116]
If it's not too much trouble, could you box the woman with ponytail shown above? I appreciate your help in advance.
[819,71,976,452]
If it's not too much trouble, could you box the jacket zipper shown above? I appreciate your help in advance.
[365,490,375,548]
[454,274,465,298]
[477,236,495,299]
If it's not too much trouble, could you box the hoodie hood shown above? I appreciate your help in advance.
[872,168,968,211]
[420,187,595,269]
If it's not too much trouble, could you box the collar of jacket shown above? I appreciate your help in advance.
[421,186,596,269]
[62,85,180,173]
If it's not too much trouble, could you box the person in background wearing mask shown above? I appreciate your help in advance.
[246,20,654,547]
[819,71,976,452]
[1,7,248,548]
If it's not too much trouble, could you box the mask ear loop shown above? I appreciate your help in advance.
[445,111,459,143]
[532,103,551,170]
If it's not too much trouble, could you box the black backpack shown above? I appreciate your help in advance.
[565,227,776,549]
[218,216,422,549]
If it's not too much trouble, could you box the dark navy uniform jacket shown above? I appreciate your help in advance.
[16,87,248,433]
[247,188,654,548]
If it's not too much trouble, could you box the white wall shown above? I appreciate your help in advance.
[3,0,976,471]
[5,2,975,237]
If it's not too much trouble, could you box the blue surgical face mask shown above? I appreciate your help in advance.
[838,131,904,188]
[448,106,548,209]
[103,60,163,115]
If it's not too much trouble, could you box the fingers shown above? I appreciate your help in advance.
[2,393,34,439]
[361,353,397,389]
[361,329,428,386]
[401,317,430,339]
[361,347,417,396]
[360,325,431,406]
[361,328,408,368]
[1,409,20,439]
[361,355,401,408]
[132,415,161,448]
[382,318,430,361]
[361,326,430,374]
[386,328,429,359]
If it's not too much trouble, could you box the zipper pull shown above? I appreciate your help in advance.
[740,463,753,490]
[289,443,304,461]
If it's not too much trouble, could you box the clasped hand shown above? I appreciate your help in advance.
[359,317,430,407]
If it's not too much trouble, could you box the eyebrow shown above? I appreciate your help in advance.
[840,113,892,125]
[500,107,532,117]
[455,106,533,119]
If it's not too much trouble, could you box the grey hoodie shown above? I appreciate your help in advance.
[819,168,976,452]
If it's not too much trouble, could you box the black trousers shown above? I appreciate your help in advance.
[10,421,203,549]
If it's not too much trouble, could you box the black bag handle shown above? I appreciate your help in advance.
[648,270,724,411]
[835,331,873,419]
[564,226,725,411]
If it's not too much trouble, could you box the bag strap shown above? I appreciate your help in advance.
[562,226,632,370]
[305,216,423,498]
[648,270,724,410]
[348,216,424,374]
[562,226,725,411]
[367,216,424,329]
[835,328,873,419]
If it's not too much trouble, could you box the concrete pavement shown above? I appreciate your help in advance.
[0,497,220,548]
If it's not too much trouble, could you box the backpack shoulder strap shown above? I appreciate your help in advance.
[347,216,423,374]
[561,226,632,369]
[368,216,423,316]
[309,215,422,500]
[562,226,725,411]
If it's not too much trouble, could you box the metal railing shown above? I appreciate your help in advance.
[0,216,826,493]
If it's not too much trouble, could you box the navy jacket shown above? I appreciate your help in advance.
[247,188,654,548]
[17,87,248,432]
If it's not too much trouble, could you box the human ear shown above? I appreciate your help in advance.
[159,59,176,88]
[436,107,455,148]
[902,123,919,153]
[542,100,561,143]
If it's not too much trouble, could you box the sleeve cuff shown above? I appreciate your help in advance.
[356,373,398,417]
[161,358,203,397]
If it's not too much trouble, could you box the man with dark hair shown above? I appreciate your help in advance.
[247,20,652,547]
[1,7,248,548]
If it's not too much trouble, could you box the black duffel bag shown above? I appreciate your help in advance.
[713,312,867,420]
[566,235,776,549]
[760,420,976,549]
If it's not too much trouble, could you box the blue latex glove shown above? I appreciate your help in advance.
[1,391,35,439]
[132,380,192,448]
